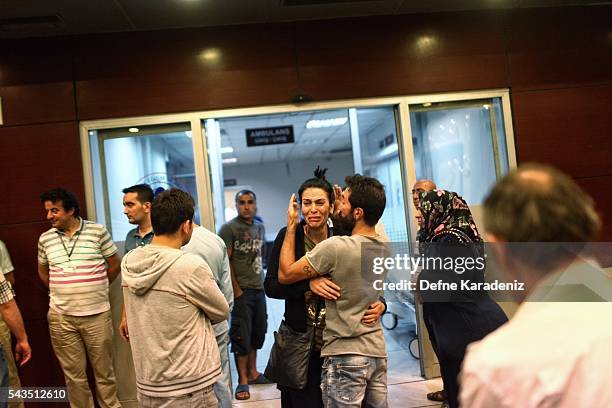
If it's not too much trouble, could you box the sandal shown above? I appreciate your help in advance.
[235,384,250,400]
[248,373,271,385]
[427,390,447,402]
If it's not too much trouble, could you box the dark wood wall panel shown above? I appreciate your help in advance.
[506,7,612,90]
[0,122,85,225]
[0,37,76,126]
[295,11,507,101]
[0,38,73,85]
[0,83,76,126]
[511,84,612,179]
[575,176,612,242]
[75,24,298,120]
[0,222,51,320]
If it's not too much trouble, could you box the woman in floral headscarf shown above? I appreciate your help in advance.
[417,190,508,408]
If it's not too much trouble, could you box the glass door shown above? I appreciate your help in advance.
[203,105,421,389]
[78,90,517,389]
[406,93,515,379]
[410,98,509,202]
[89,122,201,246]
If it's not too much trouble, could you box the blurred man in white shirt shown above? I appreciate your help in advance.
[460,163,612,408]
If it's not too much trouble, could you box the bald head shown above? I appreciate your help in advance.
[518,169,553,191]
[412,179,437,208]
[484,163,602,281]
[484,163,600,243]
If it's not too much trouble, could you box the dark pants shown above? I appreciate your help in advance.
[0,346,8,408]
[230,288,268,356]
[280,350,324,408]
[423,300,508,408]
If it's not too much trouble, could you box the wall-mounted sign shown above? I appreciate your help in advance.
[246,125,294,147]
[379,134,395,149]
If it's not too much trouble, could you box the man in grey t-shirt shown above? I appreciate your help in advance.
[218,190,268,401]
[279,175,389,408]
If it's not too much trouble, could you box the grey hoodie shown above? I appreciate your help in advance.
[121,244,229,398]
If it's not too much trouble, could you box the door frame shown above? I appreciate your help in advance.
[79,89,516,379]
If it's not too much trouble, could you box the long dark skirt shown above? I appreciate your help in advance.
[423,299,508,408]
[279,349,324,408]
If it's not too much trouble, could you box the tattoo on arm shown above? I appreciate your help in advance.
[303,264,315,279]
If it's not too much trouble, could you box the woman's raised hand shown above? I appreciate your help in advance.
[287,193,300,228]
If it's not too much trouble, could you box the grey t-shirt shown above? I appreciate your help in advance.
[218,217,265,290]
[306,234,388,358]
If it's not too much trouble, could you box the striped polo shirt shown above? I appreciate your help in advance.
[38,217,118,316]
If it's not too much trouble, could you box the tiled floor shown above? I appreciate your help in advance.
[231,297,442,407]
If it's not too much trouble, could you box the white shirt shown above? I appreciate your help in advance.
[460,262,612,408]
[182,226,233,336]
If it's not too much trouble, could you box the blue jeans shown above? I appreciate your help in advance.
[213,330,232,408]
[0,346,8,408]
[321,355,388,408]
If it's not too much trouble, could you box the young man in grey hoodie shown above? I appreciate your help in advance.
[121,189,230,408]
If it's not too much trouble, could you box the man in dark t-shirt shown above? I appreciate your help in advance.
[123,184,154,253]
[218,190,267,400]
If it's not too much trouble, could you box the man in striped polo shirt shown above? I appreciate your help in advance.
[37,188,121,408]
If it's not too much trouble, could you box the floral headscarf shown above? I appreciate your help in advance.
[418,190,481,243]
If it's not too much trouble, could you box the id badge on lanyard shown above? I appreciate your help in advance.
[63,261,75,274]
[58,220,84,273]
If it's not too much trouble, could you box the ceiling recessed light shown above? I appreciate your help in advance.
[222,157,237,164]
[220,146,234,154]
[306,117,348,129]
[423,102,432,107]
[414,35,438,56]
[199,48,222,65]
[128,127,139,133]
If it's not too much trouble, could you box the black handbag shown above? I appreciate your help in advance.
[264,320,314,389]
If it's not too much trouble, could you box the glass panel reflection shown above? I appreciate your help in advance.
[93,123,200,242]
[410,99,509,205]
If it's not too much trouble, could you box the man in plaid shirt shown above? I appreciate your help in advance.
[0,260,32,407]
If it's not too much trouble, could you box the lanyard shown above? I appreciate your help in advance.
[57,219,85,261]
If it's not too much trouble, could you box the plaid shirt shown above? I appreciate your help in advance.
[0,276,14,305]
